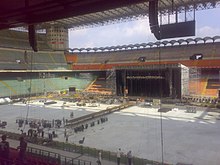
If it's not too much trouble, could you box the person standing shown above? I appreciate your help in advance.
[0,134,10,165]
[64,129,67,138]
[65,134,69,143]
[117,148,122,165]
[97,151,102,165]
[127,150,132,165]
[70,112,74,118]
[17,136,27,163]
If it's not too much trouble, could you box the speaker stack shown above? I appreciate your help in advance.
[28,25,38,52]
[148,0,195,40]
[149,0,160,40]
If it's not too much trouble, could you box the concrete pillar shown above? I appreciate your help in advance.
[169,68,173,97]
[46,26,69,50]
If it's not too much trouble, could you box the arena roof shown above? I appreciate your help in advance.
[0,0,220,30]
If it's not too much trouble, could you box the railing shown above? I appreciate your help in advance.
[60,157,91,165]
[0,130,170,165]
[0,147,91,165]
[27,146,92,165]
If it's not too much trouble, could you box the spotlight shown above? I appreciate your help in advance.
[138,57,146,62]
[190,54,203,60]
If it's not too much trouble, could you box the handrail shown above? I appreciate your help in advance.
[27,146,92,165]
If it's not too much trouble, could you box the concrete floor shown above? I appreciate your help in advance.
[0,100,220,165]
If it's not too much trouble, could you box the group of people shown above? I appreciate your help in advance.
[117,149,132,165]
[0,134,27,165]
[97,149,133,165]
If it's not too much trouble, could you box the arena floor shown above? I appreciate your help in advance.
[0,99,220,165]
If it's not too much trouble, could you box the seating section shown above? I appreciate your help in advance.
[204,88,218,96]
[0,148,59,165]
[0,48,68,70]
[206,79,220,89]
[189,79,207,96]
[1,31,220,99]
[6,146,92,165]
[0,76,94,97]
[204,79,219,96]
[85,77,112,94]
[66,42,220,68]
[189,77,219,97]
[0,29,51,50]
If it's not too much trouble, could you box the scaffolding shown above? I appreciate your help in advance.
[189,67,201,96]
[180,64,189,98]
[106,69,116,95]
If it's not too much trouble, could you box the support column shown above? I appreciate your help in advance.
[123,70,127,97]
[46,26,69,50]
[169,68,173,98]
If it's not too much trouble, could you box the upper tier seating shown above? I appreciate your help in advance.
[0,48,68,70]
[0,29,51,50]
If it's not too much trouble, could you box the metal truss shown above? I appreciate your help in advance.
[38,0,220,30]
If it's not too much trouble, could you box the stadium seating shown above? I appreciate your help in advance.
[0,76,94,98]
[0,29,51,50]
[66,41,220,68]
[0,47,68,70]
[0,148,57,165]
[85,77,112,94]
[0,147,90,165]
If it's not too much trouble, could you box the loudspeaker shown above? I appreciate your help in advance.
[28,25,38,52]
[160,21,195,39]
[149,0,160,39]
[149,0,158,29]
[189,53,203,60]
[24,51,28,63]
[138,57,146,62]
[148,0,195,40]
